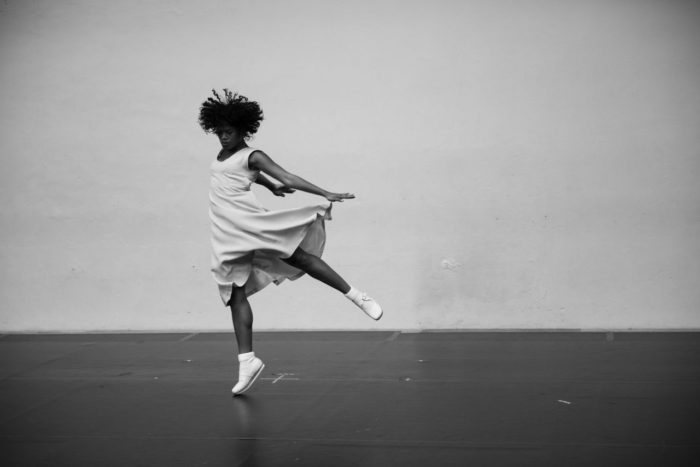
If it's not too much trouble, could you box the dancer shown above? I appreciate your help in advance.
[199,89,383,396]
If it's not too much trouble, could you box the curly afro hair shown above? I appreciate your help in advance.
[198,89,264,138]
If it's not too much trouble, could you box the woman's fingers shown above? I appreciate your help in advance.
[327,192,355,202]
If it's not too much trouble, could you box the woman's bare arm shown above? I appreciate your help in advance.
[249,150,354,202]
[254,173,295,197]
[253,173,276,190]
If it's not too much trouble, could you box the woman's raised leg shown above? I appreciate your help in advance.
[282,247,351,293]
[282,247,383,320]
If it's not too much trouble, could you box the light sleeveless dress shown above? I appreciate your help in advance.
[209,146,332,305]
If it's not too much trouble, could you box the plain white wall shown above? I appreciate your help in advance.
[1,0,699,332]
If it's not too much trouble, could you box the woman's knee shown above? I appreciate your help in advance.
[284,248,314,269]
[228,285,248,307]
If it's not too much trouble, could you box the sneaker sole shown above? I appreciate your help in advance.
[232,363,265,396]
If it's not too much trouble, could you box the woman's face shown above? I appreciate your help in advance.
[215,124,245,150]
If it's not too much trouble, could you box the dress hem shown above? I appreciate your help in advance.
[216,205,332,305]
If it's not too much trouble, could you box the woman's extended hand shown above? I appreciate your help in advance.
[324,192,355,202]
[271,184,295,197]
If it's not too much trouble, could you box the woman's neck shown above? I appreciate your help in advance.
[218,141,248,160]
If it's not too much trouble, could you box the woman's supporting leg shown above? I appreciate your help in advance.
[229,285,265,395]
[282,247,351,294]
[229,285,253,354]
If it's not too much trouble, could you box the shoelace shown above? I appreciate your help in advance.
[352,293,371,305]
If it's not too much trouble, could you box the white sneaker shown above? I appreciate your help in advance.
[232,356,265,396]
[352,293,383,320]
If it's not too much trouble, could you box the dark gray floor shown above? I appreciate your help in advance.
[1,331,699,466]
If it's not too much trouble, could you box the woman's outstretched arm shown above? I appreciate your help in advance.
[249,150,354,202]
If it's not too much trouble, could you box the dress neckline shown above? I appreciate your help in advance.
[217,145,250,163]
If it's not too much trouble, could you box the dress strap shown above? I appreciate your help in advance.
[240,147,259,171]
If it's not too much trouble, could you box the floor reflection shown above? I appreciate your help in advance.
[229,394,261,466]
